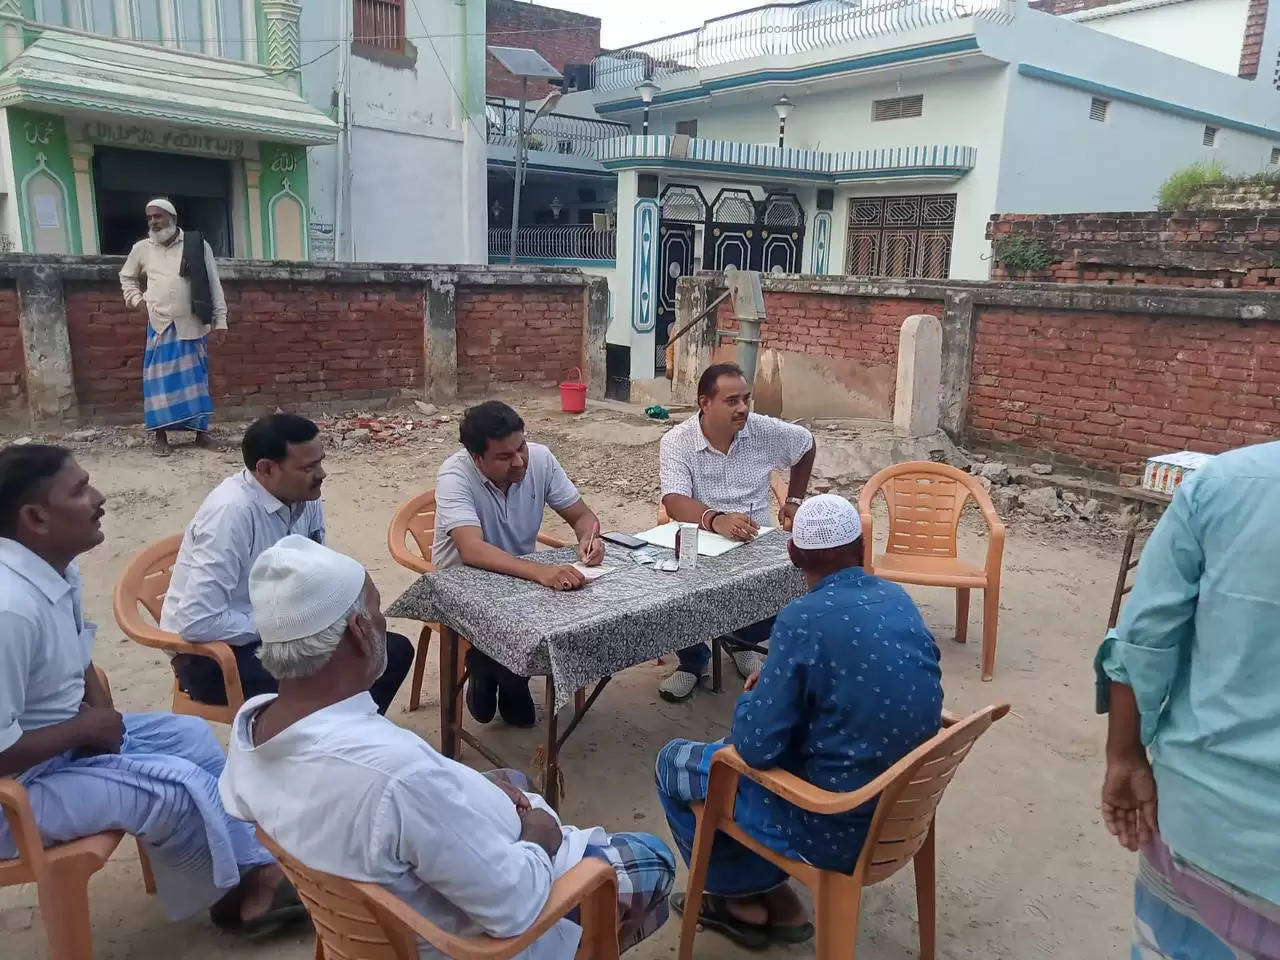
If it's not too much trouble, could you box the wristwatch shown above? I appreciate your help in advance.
[785,496,805,507]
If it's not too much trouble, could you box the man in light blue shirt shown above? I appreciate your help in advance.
[433,400,604,728]
[162,414,412,714]
[1097,440,1280,957]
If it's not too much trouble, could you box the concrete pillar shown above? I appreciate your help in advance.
[894,313,942,438]
[424,275,458,403]
[0,0,23,69]
[244,159,263,258]
[584,277,608,400]
[261,0,303,93]
[16,265,78,426]
[939,290,975,441]
[69,142,99,255]
[671,276,721,406]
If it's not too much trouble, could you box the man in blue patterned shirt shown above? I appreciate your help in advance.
[655,494,942,948]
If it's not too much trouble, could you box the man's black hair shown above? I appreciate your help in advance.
[460,401,525,457]
[242,414,320,470]
[0,444,71,538]
[697,362,747,400]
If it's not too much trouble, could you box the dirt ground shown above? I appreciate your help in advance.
[1,394,1138,959]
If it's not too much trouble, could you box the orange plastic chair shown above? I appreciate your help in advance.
[858,462,1007,681]
[0,670,156,960]
[387,490,571,713]
[257,828,621,960]
[679,704,1010,960]
[113,534,244,724]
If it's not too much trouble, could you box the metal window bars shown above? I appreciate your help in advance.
[488,225,618,262]
[353,0,405,52]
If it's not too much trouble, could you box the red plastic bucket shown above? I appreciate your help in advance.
[560,367,587,414]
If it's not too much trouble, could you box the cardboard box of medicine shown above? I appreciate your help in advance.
[1141,451,1215,495]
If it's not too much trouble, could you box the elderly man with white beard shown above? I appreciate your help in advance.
[119,198,228,457]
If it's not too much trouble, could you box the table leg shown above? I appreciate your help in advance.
[439,626,461,760]
[711,637,723,694]
[542,676,561,810]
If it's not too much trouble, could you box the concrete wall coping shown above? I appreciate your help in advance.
[682,272,1280,322]
[0,256,606,290]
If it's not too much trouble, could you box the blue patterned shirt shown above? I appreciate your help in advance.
[729,566,943,871]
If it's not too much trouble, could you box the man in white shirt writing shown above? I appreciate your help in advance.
[657,362,816,702]
[119,198,227,457]
[220,535,675,960]
[161,414,412,713]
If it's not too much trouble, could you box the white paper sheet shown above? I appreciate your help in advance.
[573,563,616,581]
[634,522,775,558]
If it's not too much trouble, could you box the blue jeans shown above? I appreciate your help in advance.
[676,618,775,674]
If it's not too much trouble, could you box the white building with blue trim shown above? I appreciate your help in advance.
[492,0,1279,387]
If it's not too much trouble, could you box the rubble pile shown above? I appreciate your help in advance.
[967,455,1104,523]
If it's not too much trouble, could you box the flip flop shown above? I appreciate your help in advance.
[768,920,815,943]
[152,444,172,458]
[213,878,309,941]
[671,893,770,950]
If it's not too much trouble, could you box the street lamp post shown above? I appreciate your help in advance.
[636,79,660,136]
[489,46,563,265]
[773,95,794,149]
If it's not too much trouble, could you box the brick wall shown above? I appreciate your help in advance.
[968,308,1280,473]
[0,286,22,417]
[487,0,600,99]
[64,281,426,420]
[456,286,583,388]
[677,274,1280,480]
[1238,0,1269,78]
[0,258,608,429]
[988,211,1280,288]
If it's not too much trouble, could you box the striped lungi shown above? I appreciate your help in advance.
[1134,833,1280,959]
[142,324,213,432]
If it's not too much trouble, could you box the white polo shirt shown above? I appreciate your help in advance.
[0,538,94,753]
[659,413,814,526]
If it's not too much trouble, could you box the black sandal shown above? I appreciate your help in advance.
[671,893,770,950]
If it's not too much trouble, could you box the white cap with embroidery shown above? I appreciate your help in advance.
[249,535,367,644]
[791,493,862,550]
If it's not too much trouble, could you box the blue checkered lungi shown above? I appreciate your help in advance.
[142,324,213,432]
[489,770,675,952]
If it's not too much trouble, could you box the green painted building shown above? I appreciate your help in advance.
[0,0,337,258]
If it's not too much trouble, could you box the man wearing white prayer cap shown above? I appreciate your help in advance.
[655,494,943,949]
[220,535,678,959]
[119,197,228,456]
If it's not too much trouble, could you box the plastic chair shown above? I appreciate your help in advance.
[858,462,1006,681]
[0,669,156,960]
[257,828,621,960]
[679,704,1010,960]
[387,490,571,713]
[113,534,244,724]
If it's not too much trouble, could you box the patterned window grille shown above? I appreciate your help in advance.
[354,0,406,52]
[845,194,956,280]
[872,95,924,122]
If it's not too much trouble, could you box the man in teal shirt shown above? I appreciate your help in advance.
[1097,441,1280,958]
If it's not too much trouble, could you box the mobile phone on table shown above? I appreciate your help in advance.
[601,531,645,549]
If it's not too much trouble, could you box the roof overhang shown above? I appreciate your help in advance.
[0,30,338,145]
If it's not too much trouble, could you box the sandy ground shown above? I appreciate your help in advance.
[0,395,1138,959]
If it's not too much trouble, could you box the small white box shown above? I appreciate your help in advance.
[1141,451,1215,495]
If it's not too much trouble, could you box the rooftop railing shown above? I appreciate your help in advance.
[591,0,1014,93]
[486,99,631,159]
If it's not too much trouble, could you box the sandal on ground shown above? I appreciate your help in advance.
[152,443,172,458]
[671,893,770,950]
[212,878,308,941]
[658,669,704,703]
[768,920,815,943]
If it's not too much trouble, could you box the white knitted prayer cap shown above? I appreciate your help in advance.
[792,494,862,550]
[145,198,177,217]
[249,535,367,645]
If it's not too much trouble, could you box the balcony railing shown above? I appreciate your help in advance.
[489,226,618,262]
[486,99,631,159]
[591,0,1015,93]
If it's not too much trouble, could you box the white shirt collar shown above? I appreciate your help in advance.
[695,414,751,454]
[0,537,74,603]
[232,692,378,754]
[239,470,290,517]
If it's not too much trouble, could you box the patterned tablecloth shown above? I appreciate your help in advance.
[386,530,807,709]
